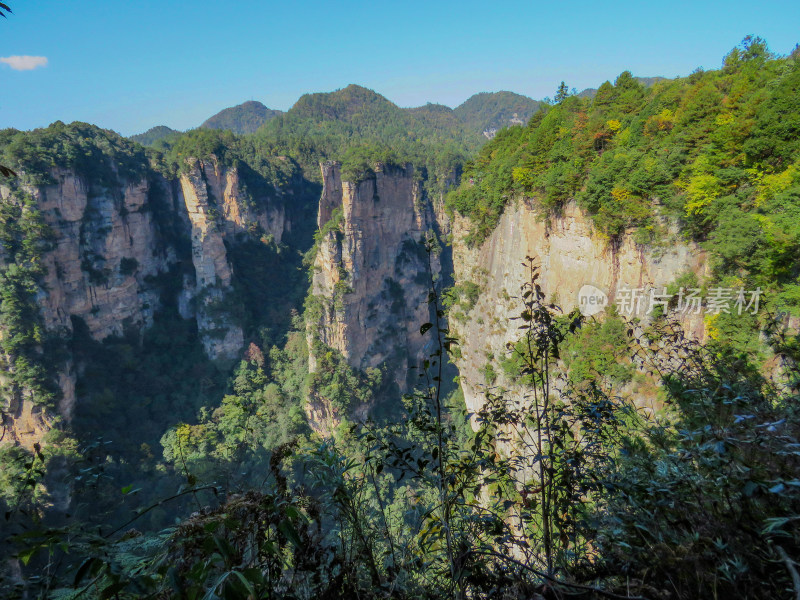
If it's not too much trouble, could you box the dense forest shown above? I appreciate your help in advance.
[0,36,799,600]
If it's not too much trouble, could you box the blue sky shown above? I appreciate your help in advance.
[1,0,798,136]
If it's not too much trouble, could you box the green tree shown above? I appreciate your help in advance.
[554,80,570,103]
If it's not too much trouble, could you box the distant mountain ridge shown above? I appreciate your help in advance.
[201,100,283,134]
[279,85,543,136]
[128,86,544,146]
[288,85,395,122]
[260,84,545,152]
[129,125,181,146]
[129,78,664,146]
[453,91,542,138]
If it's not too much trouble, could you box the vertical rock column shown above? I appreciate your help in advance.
[307,161,442,406]
[179,160,244,361]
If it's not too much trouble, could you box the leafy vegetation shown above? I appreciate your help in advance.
[4,257,798,599]
[0,187,61,408]
[561,311,634,387]
[591,317,800,599]
[576,75,667,99]
[159,335,309,487]
[447,38,800,260]
[0,121,150,186]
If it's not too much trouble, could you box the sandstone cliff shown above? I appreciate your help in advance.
[1,156,293,450]
[178,160,243,360]
[448,200,708,417]
[306,162,443,424]
[1,169,180,449]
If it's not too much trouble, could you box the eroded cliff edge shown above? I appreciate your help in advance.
[0,156,295,450]
[448,199,708,417]
[305,161,445,429]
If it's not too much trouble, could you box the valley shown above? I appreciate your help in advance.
[1,36,799,600]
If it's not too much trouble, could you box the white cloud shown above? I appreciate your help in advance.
[0,55,48,71]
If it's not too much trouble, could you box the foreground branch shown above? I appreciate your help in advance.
[474,549,650,600]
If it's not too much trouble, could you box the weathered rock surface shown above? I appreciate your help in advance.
[32,171,169,341]
[449,200,708,416]
[307,161,442,411]
[2,169,178,449]
[1,157,291,449]
[178,161,242,360]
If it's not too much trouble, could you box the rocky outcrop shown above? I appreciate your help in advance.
[1,169,179,449]
[307,162,441,409]
[178,161,243,360]
[177,157,291,360]
[31,170,173,343]
[449,200,708,416]
[0,388,57,451]
[1,156,292,449]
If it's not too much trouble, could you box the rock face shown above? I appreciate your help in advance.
[1,169,180,450]
[0,150,710,449]
[178,160,244,360]
[177,158,291,360]
[307,162,441,410]
[32,171,170,342]
[0,157,291,449]
[449,200,708,416]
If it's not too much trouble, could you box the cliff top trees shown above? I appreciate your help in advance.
[446,37,798,246]
[554,81,570,103]
[445,37,800,337]
[0,121,150,185]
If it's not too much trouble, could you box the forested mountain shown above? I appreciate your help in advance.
[253,85,543,158]
[130,89,543,150]
[129,102,282,145]
[201,100,284,134]
[1,37,799,600]
[128,124,181,146]
[453,90,542,137]
[448,37,800,332]
[129,86,542,178]
[250,84,475,180]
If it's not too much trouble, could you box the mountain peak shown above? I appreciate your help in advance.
[289,84,395,121]
[201,101,283,134]
[129,125,180,146]
[455,91,542,137]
